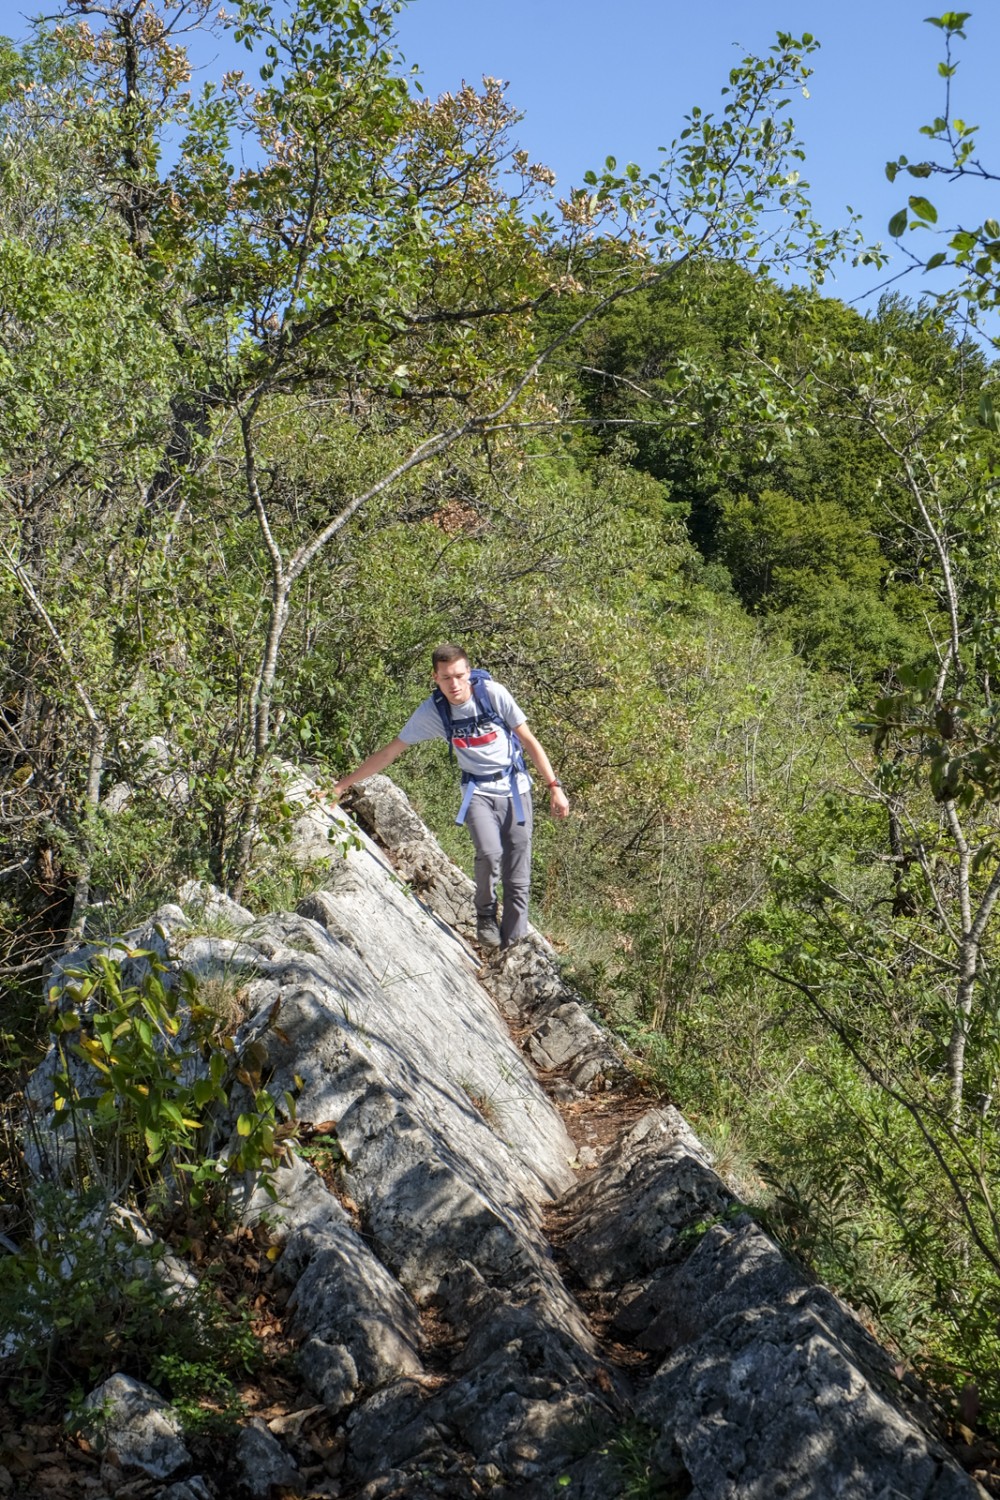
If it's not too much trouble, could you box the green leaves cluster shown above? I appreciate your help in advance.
[0,1184,260,1417]
[48,950,291,1211]
[882,12,1000,331]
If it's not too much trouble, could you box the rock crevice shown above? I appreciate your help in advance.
[16,770,987,1499]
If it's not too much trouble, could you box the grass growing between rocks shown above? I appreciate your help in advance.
[555,1418,691,1500]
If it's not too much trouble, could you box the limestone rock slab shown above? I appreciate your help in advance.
[232,1420,300,1497]
[641,1291,982,1500]
[558,1108,728,1290]
[80,1374,190,1481]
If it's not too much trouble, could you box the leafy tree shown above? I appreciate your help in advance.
[0,33,184,951]
[534,11,1000,1411]
[565,255,996,682]
[0,0,852,927]
[743,13,1000,1391]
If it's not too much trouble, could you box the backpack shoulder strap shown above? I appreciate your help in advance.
[431,685,453,738]
[469,668,497,723]
[471,671,526,776]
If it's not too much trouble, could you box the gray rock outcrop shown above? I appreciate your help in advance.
[14,768,988,1498]
[80,1374,191,1480]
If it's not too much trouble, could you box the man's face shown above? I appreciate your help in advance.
[433,658,473,704]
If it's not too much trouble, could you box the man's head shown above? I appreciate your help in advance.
[432,643,472,704]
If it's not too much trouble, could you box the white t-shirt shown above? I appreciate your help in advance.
[399,678,531,796]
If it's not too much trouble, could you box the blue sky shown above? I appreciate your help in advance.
[392,1,1000,315]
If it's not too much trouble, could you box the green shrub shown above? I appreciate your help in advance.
[0,1186,258,1416]
[46,949,292,1217]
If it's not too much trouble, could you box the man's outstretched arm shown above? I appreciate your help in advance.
[332,737,410,799]
[515,722,570,820]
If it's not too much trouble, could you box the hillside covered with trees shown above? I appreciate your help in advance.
[3,0,1000,1468]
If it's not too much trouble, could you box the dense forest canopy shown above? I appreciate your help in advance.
[3,0,1000,1444]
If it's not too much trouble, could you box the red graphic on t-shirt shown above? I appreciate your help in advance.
[453,728,498,749]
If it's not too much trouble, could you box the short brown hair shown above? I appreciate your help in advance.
[431,643,470,671]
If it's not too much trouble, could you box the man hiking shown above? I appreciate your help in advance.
[332,644,570,950]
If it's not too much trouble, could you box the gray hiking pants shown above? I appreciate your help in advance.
[464,787,534,947]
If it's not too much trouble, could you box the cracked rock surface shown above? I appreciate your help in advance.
[21,770,989,1499]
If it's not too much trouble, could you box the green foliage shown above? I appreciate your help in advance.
[5,0,1000,1445]
[0,1185,258,1417]
[733,770,1000,1407]
[557,1419,685,1499]
[2,947,286,1418]
[565,260,993,682]
[547,115,1000,1422]
[752,1021,1000,1412]
[146,1353,250,1439]
[46,951,291,1215]
[0,0,860,923]
[883,13,1000,337]
[608,1423,686,1500]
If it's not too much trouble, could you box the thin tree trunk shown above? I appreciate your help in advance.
[230,410,292,901]
[947,827,1000,1119]
[230,590,291,904]
[64,724,106,948]
[0,528,107,949]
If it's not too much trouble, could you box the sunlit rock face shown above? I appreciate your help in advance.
[18,771,987,1499]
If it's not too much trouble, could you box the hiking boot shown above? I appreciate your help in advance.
[476,915,502,950]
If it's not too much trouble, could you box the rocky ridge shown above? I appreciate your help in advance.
[7,770,990,1499]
